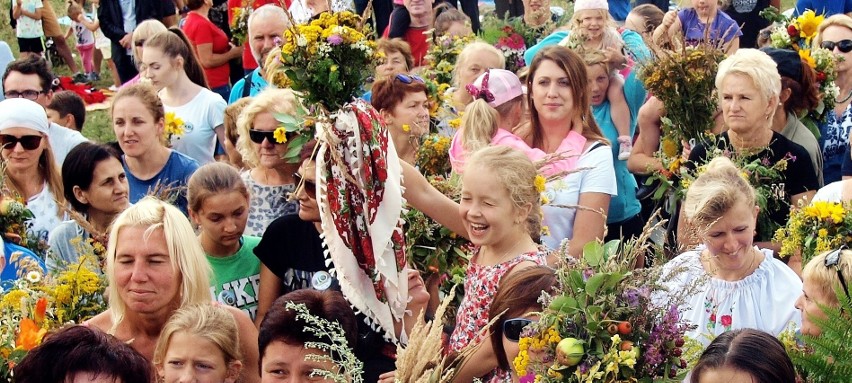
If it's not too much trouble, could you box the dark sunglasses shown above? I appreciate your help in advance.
[134,39,145,47]
[4,89,45,101]
[248,129,295,145]
[821,39,852,53]
[826,246,851,302]
[395,73,425,84]
[503,318,534,342]
[293,172,316,198]
[0,135,42,150]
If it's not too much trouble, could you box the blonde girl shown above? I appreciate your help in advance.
[654,0,742,54]
[154,304,244,383]
[187,163,261,320]
[563,0,633,160]
[448,146,546,378]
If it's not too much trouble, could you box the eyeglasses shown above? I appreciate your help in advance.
[0,135,42,150]
[395,73,425,84]
[503,318,534,342]
[248,129,295,145]
[293,172,316,198]
[826,246,851,302]
[821,39,852,53]
[3,89,45,101]
[134,39,145,47]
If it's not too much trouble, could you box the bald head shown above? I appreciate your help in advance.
[248,5,289,68]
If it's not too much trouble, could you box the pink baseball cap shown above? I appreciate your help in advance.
[465,69,524,108]
[574,0,608,11]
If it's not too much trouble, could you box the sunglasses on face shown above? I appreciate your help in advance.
[293,172,317,198]
[4,89,45,101]
[248,129,296,145]
[821,39,852,53]
[0,135,42,150]
[395,73,425,84]
[503,318,534,342]
[826,246,851,302]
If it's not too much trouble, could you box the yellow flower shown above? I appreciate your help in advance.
[534,175,546,193]
[448,118,462,129]
[796,10,825,40]
[661,138,679,157]
[799,49,816,68]
[273,127,289,144]
[818,228,828,238]
[1,290,27,310]
[402,124,411,132]
[330,65,338,72]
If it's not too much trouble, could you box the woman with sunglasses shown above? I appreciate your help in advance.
[0,98,67,242]
[660,156,802,348]
[255,139,431,382]
[451,265,557,382]
[815,15,852,184]
[112,83,200,215]
[796,247,852,336]
[235,88,300,236]
[371,73,431,164]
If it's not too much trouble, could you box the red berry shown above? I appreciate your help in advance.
[673,347,683,356]
[669,368,678,379]
[680,358,687,369]
[674,338,685,347]
[620,340,634,351]
[817,72,827,82]
[617,321,633,335]
[787,25,798,37]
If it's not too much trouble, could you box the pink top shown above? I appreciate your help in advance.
[449,128,587,176]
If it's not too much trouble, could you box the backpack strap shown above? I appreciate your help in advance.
[241,70,254,98]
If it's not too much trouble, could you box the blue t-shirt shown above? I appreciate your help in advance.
[228,69,268,104]
[795,0,852,17]
[524,29,651,68]
[608,0,630,21]
[123,151,200,214]
[592,70,645,223]
[678,8,742,46]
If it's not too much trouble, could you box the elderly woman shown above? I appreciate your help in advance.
[86,197,260,383]
[13,325,153,383]
[796,247,852,336]
[48,143,130,271]
[679,49,818,249]
[235,89,300,236]
[661,156,802,347]
[371,74,431,164]
[525,46,615,258]
[0,98,66,241]
[449,42,505,111]
[815,15,852,184]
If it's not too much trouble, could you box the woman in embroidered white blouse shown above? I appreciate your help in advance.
[659,156,802,347]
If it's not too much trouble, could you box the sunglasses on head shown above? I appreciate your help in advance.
[503,318,534,342]
[0,135,42,150]
[826,246,851,302]
[248,129,295,145]
[821,39,852,53]
[395,73,425,84]
[293,172,317,198]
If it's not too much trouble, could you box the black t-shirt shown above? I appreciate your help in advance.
[725,0,772,48]
[254,214,395,382]
[687,131,819,239]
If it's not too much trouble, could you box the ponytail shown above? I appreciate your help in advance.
[461,99,498,153]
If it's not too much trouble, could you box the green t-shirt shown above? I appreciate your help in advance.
[207,235,262,320]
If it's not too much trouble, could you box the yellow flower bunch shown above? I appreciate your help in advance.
[776,201,852,263]
[534,175,547,193]
[803,201,846,224]
[794,10,824,42]
[163,111,185,142]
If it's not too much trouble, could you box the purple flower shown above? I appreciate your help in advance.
[519,373,536,383]
[582,268,595,281]
[761,157,771,166]
[273,36,283,47]
[327,34,343,45]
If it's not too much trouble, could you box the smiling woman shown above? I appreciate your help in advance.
[85,197,261,383]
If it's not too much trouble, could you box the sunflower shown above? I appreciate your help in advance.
[798,49,816,68]
[796,10,825,41]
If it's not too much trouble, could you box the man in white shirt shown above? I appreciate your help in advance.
[2,56,88,165]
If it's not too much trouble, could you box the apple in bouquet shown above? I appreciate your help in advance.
[555,337,585,366]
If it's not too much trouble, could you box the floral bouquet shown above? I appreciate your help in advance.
[495,26,527,73]
[275,11,378,112]
[774,201,852,263]
[422,77,450,119]
[163,111,186,145]
[423,33,475,86]
[229,2,252,45]
[0,255,106,381]
[761,7,839,137]
[513,238,701,382]
[0,196,42,256]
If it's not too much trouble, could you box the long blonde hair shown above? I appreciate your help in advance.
[236,88,303,167]
[105,197,212,333]
[3,138,65,219]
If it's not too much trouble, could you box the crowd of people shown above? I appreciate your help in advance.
[3,0,852,381]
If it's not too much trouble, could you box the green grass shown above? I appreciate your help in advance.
[0,0,799,144]
[0,0,115,143]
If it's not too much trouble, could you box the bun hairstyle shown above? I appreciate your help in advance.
[465,146,542,238]
[682,156,756,230]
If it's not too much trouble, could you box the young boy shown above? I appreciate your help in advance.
[46,91,86,131]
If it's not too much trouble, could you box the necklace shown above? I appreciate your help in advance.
[484,240,528,266]
[704,247,759,281]
[839,88,852,104]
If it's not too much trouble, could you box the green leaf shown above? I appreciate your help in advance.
[603,240,620,261]
[583,241,604,267]
[549,295,578,313]
[603,272,626,290]
[585,273,607,296]
[569,269,584,288]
